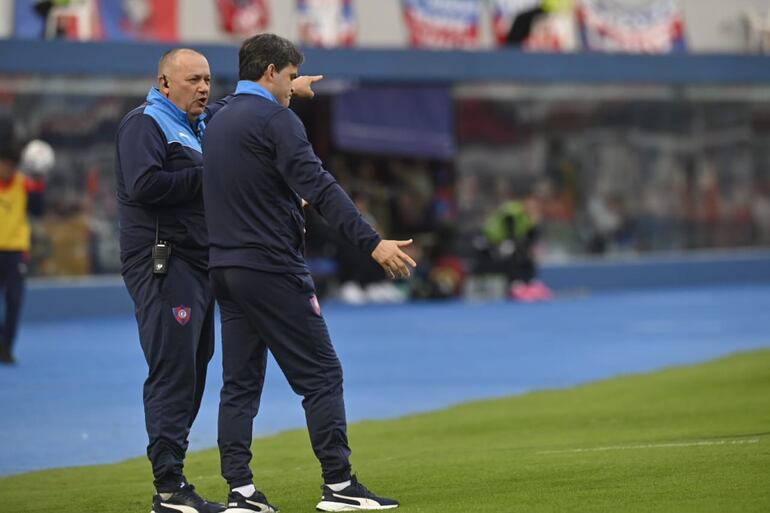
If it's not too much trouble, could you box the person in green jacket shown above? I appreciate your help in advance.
[483,196,553,301]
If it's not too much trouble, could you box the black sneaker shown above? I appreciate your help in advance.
[224,489,279,512]
[316,476,399,511]
[151,483,226,513]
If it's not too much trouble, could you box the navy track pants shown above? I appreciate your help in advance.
[123,256,215,492]
[210,267,352,487]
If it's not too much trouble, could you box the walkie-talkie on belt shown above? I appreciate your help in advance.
[152,218,171,275]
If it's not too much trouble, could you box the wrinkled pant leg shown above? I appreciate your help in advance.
[214,268,352,484]
[124,259,211,492]
[211,268,268,488]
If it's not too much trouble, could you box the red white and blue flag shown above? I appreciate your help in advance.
[216,0,270,38]
[577,0,686,53]
[98,0,178,42]
[12,0,178,41]
[402,0,481,49]
[297,0,356,47]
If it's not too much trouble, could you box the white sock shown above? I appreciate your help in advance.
[158,481,185,500]
[233,484,256,498]
[326,480,351,492]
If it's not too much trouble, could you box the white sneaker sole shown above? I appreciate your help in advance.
[225,508,276,513]
[150,506,205,513]
[316,500,398,511]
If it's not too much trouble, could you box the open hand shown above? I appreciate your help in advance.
[371,239,417,279]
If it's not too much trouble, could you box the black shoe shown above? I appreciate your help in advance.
[151,483,226,513]
[316,476,399,511]
[224,489,279,512]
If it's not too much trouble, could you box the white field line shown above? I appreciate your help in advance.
[537,438,760,454]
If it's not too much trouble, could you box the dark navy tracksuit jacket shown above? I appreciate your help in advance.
[202,81,380,486]
[115,88,227,491]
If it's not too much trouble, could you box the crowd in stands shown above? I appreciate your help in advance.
[3,88,770,304]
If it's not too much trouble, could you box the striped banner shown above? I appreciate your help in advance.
[402,0,481,49]
[216,0,270,38]
[577,0,687,53]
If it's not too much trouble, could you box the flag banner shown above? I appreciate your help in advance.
[402,0,481,49]
[13,0,52,39]
[98,0,178,42]
[216,0,270,37]
[13,0,178,41]
[525,15,576,51]
[577,0,686,53]
[298,0,356,47]
[491,0,541,45]
[332,85,455,159]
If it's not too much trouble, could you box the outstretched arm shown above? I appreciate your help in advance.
[269,109,419,278]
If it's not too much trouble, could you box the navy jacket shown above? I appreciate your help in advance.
[115,88,227,273]
[202,81,381,274]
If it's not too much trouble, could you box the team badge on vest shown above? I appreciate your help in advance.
[310,295,321,316]
[172,306,191,326]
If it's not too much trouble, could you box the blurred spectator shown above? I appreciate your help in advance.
[39,192,91,276]
[479,195,552,302]
[545,139,578,221]
[409,226,465,301]
[585,192,631,254]
[751,182,770,244]
[388,159,435,236]
[741,6,770,53]
[0,139,51,364]
[506,3,545,47]
[688,165,722,249]
[505,0,575,51]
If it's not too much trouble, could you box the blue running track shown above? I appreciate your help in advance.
[1,284,768,476]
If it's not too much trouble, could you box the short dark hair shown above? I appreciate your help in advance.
[239,33,303,81]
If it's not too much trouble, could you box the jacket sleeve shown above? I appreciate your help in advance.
[267,109,382,254]
[116,114,201,206]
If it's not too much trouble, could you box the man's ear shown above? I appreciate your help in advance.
[266,63,276,81]
[158,75,170,96]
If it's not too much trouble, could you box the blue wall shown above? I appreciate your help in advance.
[23,250,770,322]
[2,39,770,83]
[24,276,133,322]
[540,250,770,292]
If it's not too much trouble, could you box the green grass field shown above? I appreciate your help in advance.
[2,350,768,513]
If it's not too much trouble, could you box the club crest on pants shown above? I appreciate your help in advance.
[310,294,321,316]
[172,305,191,326]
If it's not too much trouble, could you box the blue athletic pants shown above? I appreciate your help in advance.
[123,256,216,492]
[210,267,352,487]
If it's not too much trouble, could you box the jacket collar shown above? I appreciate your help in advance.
[235,80,279,104]
[145,88,207,125]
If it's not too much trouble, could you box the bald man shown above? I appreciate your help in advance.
[115,48,321,513]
